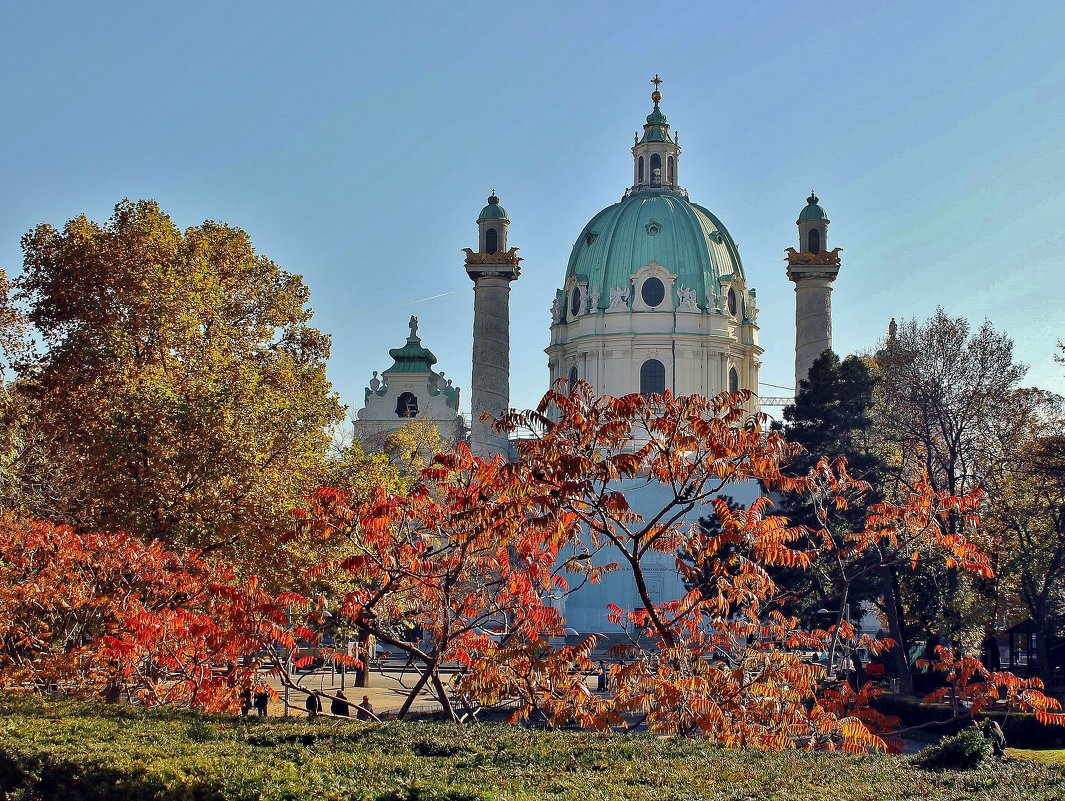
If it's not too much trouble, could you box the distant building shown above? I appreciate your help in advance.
[354,316,463,450]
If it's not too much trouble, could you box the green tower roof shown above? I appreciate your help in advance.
[639,104,672,143]
[477,192,509,222]
[383,319,439,374]
[798,192,829,221]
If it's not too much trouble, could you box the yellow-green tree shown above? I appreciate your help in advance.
[11,199,345,577]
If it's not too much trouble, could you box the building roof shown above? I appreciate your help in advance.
[384,339,438,374]
[562,191,745,309]
[798,192,829,222]
[477,193,509,222]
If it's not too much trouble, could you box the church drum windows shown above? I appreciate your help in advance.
[485,227,498,254]
[640,358,666,396]
[641,276,665,308]
[638,156,644,184]
[570,287,582,317]
[728,367,739,394]
[650,153,662,187]
[727,287,737,317]
[667,156,674,185]
[568,365,578,387]
[396,392,419,418]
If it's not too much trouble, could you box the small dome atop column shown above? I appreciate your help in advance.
[477,193,509,222]
[798,192,829,222]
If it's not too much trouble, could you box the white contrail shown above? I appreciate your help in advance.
[375,290,457,311]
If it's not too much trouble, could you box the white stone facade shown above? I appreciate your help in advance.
[354,317,464,450]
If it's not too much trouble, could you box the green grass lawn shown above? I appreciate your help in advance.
[1007,747,1065,766]
[2,692,1064,801]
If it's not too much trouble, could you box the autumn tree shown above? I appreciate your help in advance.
[288,381,1065,748]
[873,309,1032,645]
[10,199,345,577]
[295,445,573,720]
[0,516,289,712]
[981,399,1065,683]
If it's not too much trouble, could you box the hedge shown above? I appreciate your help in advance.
[873,694,1065,748]
[1,693,1064,801]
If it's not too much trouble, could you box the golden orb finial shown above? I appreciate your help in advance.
[650,73,663,106]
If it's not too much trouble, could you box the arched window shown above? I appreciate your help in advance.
[485,227,498,254]
[807,228,820,253]
[568,365,578,388]
[667,156,674,185]
[640,359,666,396]
[650,154,662,186]
[638,156,644,183]
[396,392,419,418]
[728,367,739,394]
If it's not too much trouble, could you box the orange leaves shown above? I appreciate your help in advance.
[0,517,290,713]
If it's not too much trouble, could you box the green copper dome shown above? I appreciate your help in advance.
[384,340,438,374]
[564,192,744,310]
[477,193,509,222]
[798,192,828,222]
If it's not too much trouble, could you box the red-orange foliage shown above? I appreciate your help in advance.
[296,382,1062,749]
[0,518,288,712]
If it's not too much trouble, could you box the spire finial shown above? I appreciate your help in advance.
[650,73,663,106]
[487,190,499,205]
[807,190,818,205]
[408,315,419,340]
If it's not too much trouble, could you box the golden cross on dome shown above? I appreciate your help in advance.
[651,74,663,91]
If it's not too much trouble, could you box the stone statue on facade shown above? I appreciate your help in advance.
[607,286,628,311]
[707,285,721,312]
[408,315,419,339]
[677,285,699,311]
[589,287,601,313]
[745,292,758,322]
[551,296,564,324]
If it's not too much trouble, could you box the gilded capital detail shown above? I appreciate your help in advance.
[784,247,842,266]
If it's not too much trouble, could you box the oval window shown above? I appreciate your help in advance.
[727,287,737,316]
[641,277,665,307]
[570,288,582,317]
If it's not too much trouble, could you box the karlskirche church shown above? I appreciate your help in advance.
[355,79,844,632]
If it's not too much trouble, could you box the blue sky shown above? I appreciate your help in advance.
[2,1,1063,418]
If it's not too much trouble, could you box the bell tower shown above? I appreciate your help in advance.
[464,193,521,459]
[786,192,841,388]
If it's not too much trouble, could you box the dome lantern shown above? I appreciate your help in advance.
[631,75,682,194]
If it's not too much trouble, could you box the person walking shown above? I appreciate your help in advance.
[238,686,252,717]
[596,661,608,692]
[356,695,374,721]
[253,688,269,717]
[331,690,350,717]
[305,690,322,720]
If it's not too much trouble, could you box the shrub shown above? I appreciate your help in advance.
[913,725,993,771]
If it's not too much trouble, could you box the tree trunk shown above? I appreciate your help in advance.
[353,630,372,688]
[881,566,913,695]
